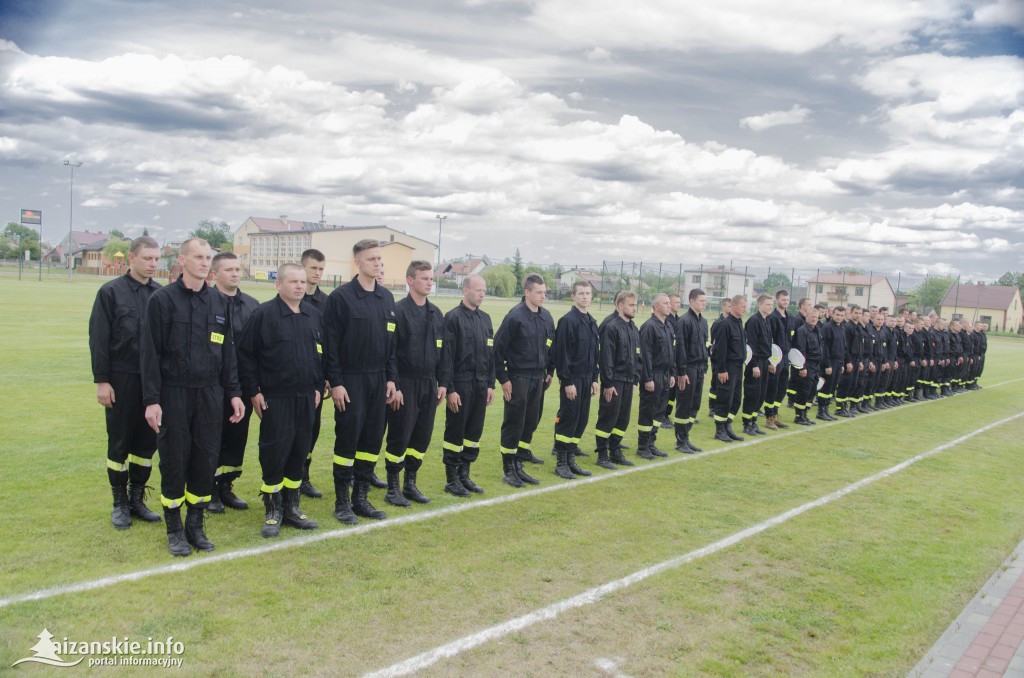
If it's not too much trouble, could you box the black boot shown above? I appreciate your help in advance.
[554,448,576,479]
[609,446,635,467]
[724,421,745,441]
[635,434,655,460]
[595,447,617,470]
[815,404,830,422]
[750,417,768,435]
[218,477,248,510]
[111,485,132,529]
[714,421,733,443]
[514,458,540,485]
[282,488,318,529]
[261,492,282,538]
[207,483,225,514]
[404,461,432,502]
[458,461,484,494]
[128,483,161,522]
[164,507,190,557]
[674,425,691,453]
[332,477,358,525]
[566,449,591,476]
[299,459,322,499]
[521,447,545,465]
[384,469,411,507]
[501,455,525,488]
[445,463,471,496]
[368,468,388,490]
[835,402,853,418]
[743,421,755,436]
[184,504,214,551]
[684,424,702,452]
[648,432,668,457]
[352,480,387,519]
[570,444,590,457]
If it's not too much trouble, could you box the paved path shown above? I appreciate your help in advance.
[911,537,1024,677]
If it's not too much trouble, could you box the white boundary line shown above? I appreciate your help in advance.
[1,378,1022,610]
[365,410,1024,678]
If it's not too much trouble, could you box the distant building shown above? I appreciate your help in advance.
[807,273,896,311]
[49,230,108,269]
[939,284,1022,334]
[683,266,755,307]
[439,258,488,286]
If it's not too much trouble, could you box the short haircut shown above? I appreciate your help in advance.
[278,262,304,279]
[523,273,545,291]
[869,305,879,312]
[129,235,159,254]
[301,248,325,263]
[353,238,380,256]
[462,274,484,290]
[211,251,238,271]
[406,260,433,279]
[849,304,861,312]
[689,287,706,302]
[179,237,208,256]
[731,294,747,305]
[571,280,594,295]
[879,306,889,313]
[757,294,773,305]
[798,297,810,308]
[814,303,827,311]
[651,293,669,305]
[833,305,847,313]
[668,293,681,302]
[614,290,637,306]
[721,297,731,308]
[775,289,790,299]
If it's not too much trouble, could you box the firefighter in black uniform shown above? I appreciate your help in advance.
[853,312,872,412]
[383,261,445,506]
[236,264,321,538]
[904,318,923,401]
[836,305,862,417]
[741,294,773,435]
[764,291,795,430]
[711,294,748,443]
[208,251,259,514]
[707,297,732,419]
[551,280,599,479]
[672,288,707,453]
[863,315,881,410]
[594,291,640,469]
[141,238,245,557]
[661,293,683,428]
[299,248,329,498]
[637,293,677,459]
[949,319,965,392]
[493,274,555,488]
[792,307,823,425]
[440,274,495,496]
[817,306,846,420]
[89,235,163,529]
[324,239,400,524]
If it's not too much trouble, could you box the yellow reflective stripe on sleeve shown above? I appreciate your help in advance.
[594,429,611,439]
[442,441,464,452]
[282,478,301,489]
[215,465,242,476]
[546,338,552,347]
[333,455,354,467]
[127,454,152,468]
[260,482,284,494]
[160,494,185,508]
[354,450,379,463]
[384,451,405,464]
[405,448,426,460]
[185,491,212,505]
[436,339,443,348]
[486,338,494,346]
[462,439,480,448]
[211,332,224,344]
[106,459,128,472]
[499,446,518,455]
[554,434,573,443]
[706,341,711,348]
[387,322,396,332]
[610,428,627,437]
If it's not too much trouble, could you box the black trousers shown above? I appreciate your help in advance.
[794,365,820,410]
[499,375,544,460]
[711,363,743,422]
[157,385,223,508]
[332,371,387,483]
[216,397,252,481]
[673,365,705,425]
[104,371,157,487]
[818,362,842,406]
[309,384,325,464]
[595,380,634,451]
[443,379,489,466]
[741,359,769,420]
[554,379,594,450]
[259,393,315,492]
[854,364,869,402]
[638,372,671,438]
[385,377,438,472]
[764,359,790,416]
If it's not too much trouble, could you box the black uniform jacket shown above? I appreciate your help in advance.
[493,301,555,383]
[237,296,324,399]
[744,312,772,362]
[711,314,746,373]
[441,302,495,387]
[90,272,161,381]
[324,276,398,385]
[553,306,599,386]
[599,313,640,386]
[393,294,445,387]
[821,320,846,364]
[639,315,676,381]
[678,308,708,368]
[793,322,823,367]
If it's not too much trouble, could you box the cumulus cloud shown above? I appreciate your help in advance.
[740,105,811,131]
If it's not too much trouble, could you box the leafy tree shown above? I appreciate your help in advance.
[836,266,866,275]
[911,275,956,312]
[109,229,126,240]
[761,271,792,294]
[189,219,232,250]
[102,238,132,266]
[2,222,40,259]
[483,264,516,298]
[997,271,1020,287]
[511,248,525,296]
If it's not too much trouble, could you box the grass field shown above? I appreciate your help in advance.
[1,276,1023,676]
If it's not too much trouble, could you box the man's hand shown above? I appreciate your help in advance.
[846,362,853,373]
[385,381,399,406]
[565,383,578,401]
[447,391,462,413]
[603,386,618,403]
[799,369,807,377]
[486,388,494,405]
[752,366,761,379]
[331,385,350,412]
[543,374,553,391]
[669,375,676,388]
[436,386,447,406]
[825,366,833,375]
[229,397,245,423]
[145,404,162,434]
[502,381,513,402]
[314,390,321,408]
[251,393,268,420]
[768,364,776,375]
[869,362,876,374]
[591,381,599,396]
[644,380,655,392]
[717,371,729,384]
[678,374,690,392]
[96,382,116,408]
[389,388,404,411]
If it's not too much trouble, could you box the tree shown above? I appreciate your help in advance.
[997,271,1020,287]
[102,238,132,268]
[2,222,40,260]
[511,248,525,296]
[189,220,232,250]
[761,271,792,294]
[483,264,516,298]
[109,229,126,240]
[836,266,866,275]
[911,276,956,312]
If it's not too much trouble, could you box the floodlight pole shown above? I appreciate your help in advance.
[64,160,83,282]
[435,214,447,270]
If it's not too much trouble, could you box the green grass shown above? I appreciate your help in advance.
[1,276,1023,676]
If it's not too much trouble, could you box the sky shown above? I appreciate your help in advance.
[0,0,1022,281]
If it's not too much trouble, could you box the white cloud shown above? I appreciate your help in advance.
[971,0,1024,31]
[739,105,811,131]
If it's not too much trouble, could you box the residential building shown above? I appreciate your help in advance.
[807,273,896,311]
[683,266,756,307]
[49,230,108,269]
[939,284,1022,334]
[439,258,488,287]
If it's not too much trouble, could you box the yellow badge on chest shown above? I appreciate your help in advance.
[546,338,552,347]
[387,322,396,332]
[211,332,224,344]
[486,338,494,347]
[316,343,323,354]
[436,339,443,348]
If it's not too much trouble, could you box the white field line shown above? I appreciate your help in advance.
[364,410,1024,678]
[1,378,1022,610]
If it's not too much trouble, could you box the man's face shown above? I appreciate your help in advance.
[408,267,434,297]
[303,258,324,287]
[619,298,637,320]
[525,283,546,308]
[721,301,732,316]
[758,298,773,316]
[179,242,212,281]
[807,309,820,325]
[832,309,845,324]
[653,296,671,318]
[572,285,593,311]
[276,268,307,303]
[355,247,382,279]
[850,308,862,323]
[691,294,707,314]
[213,258,241,292]
[463,278,486,309]
[669,296,681,314]
[129,246,160,280]
[732,298,748,317]
[776,294,790,311]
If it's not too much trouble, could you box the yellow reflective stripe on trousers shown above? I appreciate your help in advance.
[405,448,425,460]
[517,441,531,450]
[215,465,242,476]
[594,429,611,439]
[384,451,405,464]
[442,441,463,452]
[160,494,185,509]
[106,459,128,472]
[355,450,379,463]
[636,424,653,433]
[260,482,283,494]
[713,415,728,422]
[554,434,573,443]
[185,490,212,505]
[127,454,151,468]
[499,446,518,455]
[463,439,480,448]
[282,478,301,489]
[333,455,354,467]
[610,428,626,437]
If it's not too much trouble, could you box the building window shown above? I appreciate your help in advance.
[953,313,963,321]
[816,284,823,293]
[692,275,701,284]
[855,287,864,296]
